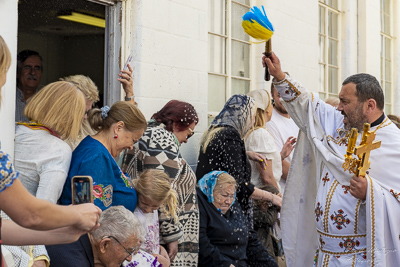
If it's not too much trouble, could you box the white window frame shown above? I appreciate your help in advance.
[208,0,252,121]
[318,1,341,100]
[380,0,393,114]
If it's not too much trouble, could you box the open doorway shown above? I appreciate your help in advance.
[17,0,106,106]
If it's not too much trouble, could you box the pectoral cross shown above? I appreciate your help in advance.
[342,123,381,176]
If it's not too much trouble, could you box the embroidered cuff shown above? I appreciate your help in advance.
[272,74,301,103]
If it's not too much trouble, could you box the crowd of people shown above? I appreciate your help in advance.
[1,30,400,267]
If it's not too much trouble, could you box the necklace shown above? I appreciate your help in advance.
[17,121,60,138]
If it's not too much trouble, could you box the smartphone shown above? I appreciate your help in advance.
[122,55,132,71]
[71,176,93,205]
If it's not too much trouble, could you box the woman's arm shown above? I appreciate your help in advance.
[0,179,101,231]
[250,187,282,207]
[255,158,279,190]
[2,219,85,245]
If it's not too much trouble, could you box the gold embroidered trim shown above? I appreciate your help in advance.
[323,180,339,233]
[368,175,375,266]
[352,254,356,267]
[285,80,301,103]
[372,117,391,133]
[320,247,366,256]
[317,229,366,239]
[354,199,362,234]
[390,189,400,202]
[273,77,288,85]
[322,253,330,267]
[327,129,350,146]
[311,92,314,102]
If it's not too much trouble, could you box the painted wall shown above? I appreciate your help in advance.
[129,0,209,167]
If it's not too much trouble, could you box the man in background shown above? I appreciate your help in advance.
[16,50,43,122]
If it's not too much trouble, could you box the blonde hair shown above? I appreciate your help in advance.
[134,169,179,223]
[0,35,12,106]
[200,127,223,154]
[61,74,99,103]
[24,81,85,140]
[325,97,340,107]
[214,172,237,191]
[88,101,147,133]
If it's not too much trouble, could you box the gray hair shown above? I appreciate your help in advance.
[342,73,384,110]
[91,206,145,242]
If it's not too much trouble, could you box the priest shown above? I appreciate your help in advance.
[262,52,400,266]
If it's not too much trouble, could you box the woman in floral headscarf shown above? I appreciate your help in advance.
[197,170,278,267]
[196,94,282,225]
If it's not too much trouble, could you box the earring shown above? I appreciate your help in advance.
[114,134,118,139]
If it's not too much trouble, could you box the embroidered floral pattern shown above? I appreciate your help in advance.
[0,149,18,193]
[327,128,350,146]
[313,249,319,266]
[303,153,312,166]
[330,209,351,230]
[362,252,367,260]
[319,235,325,249]
[390,189,400,202]
[339,238,360,252]
[121,171,134,188]
[93,184,113,207]
[315,202,324,222]
[322,172,330,186]
[342,185,350,194]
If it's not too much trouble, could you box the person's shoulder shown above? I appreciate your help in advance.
[72,136,110,162]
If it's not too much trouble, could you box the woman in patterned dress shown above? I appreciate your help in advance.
[121,100,200,267]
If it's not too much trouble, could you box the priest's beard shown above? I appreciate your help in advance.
[342,103,368,132]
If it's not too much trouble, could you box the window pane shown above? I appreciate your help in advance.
[208,0,226,35]
[231,40,250,78]
[385,82,391,102]
[209,35,226,74]
[385,59,391,81]
[319,64,325,92]
[383,14,390,34]
[319,6,325,34]
[231,78,250,95]
[328,12,338,38]
[384,104,391,114]
[328,39,338,65]
[319,92,326,100]
[232,3,249,41]
[233,0,250,5]
[385,37,391,59]
[208,75,226,112]
[328,67,338,94]
[383,0,390,13]
[319,36,325,62]
[327,0,338,9]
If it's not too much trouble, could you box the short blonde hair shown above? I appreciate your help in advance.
[60,74,99,103]
[134,169,179,223]
[24,81,85,140]
[0,35,12,105]
[88,101,147,133]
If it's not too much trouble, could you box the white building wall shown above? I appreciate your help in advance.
[0,1,18,157]
[129,0,208,166]
[253,0,319,93]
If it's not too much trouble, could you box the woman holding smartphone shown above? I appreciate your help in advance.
[0,35,101,266]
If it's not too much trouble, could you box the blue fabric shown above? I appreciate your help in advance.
[0,147,19,193]
[59,136,137,212]
[197,170,236,208]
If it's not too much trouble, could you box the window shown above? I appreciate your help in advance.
[208,0,251,123]
[318,0,340,101]
[380,0,392,113]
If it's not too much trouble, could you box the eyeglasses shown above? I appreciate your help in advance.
[103,235,136,261]
[186,128,194,139]
[21,65,42,73]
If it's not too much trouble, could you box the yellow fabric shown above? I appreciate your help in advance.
[28,246,50,267]
[242,20,273,41]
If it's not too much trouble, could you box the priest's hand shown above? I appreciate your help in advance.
[262,52,285,81]
[349,175,367,200]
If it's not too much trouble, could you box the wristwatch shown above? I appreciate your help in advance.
[125,95,134,101]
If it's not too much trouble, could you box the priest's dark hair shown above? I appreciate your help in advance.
[342,73,384,110]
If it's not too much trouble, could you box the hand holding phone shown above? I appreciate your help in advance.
[71,176,93,205]
[123,55,132,71]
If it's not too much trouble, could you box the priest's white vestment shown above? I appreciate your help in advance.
[274,75,400,266]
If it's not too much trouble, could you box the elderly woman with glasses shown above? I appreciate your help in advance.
[46,206,145,267]
[197,171,278,267]
[121,100,200,266]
